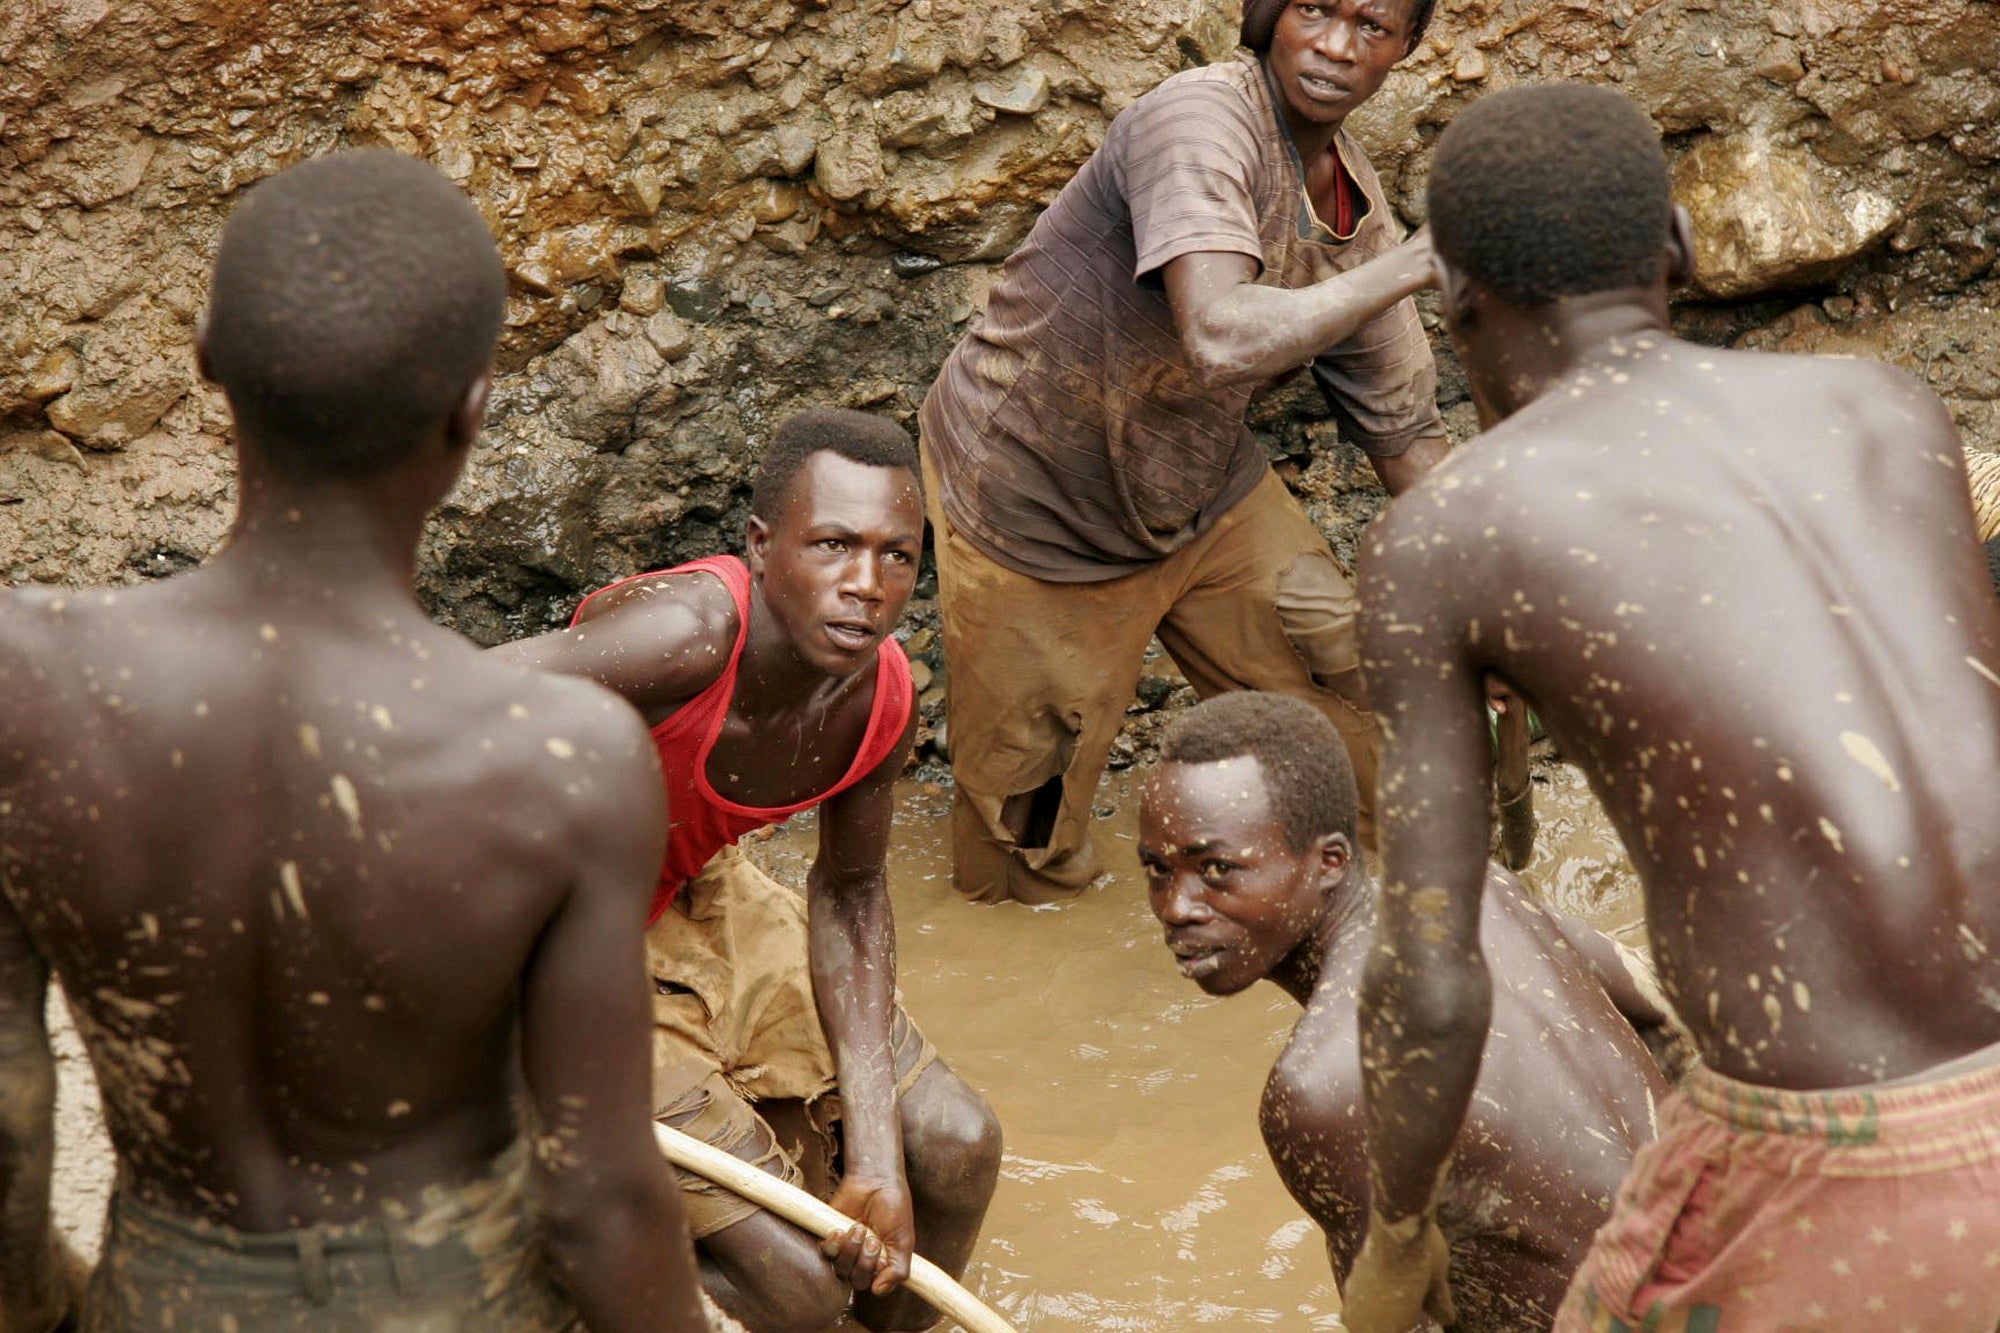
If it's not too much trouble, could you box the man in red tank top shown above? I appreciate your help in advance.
[496,410,1000,1333]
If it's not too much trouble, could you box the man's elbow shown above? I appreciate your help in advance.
[1359,950,1491,1047]
[1181,324,1258,393]
[540,1162,684,1272]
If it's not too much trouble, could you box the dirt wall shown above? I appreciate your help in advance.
[2,0,1996,647]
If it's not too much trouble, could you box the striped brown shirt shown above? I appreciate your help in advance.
[919,52,1443,582]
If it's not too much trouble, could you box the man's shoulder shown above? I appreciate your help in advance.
[0,588,68,754]
[488,658,656,759]
[571,564,741,679]
[0,584,149,724]
[1118,55,1266,138]
[1269,983,1364,1110]
[1260,999,1366,1171]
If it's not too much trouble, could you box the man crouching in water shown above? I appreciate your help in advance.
[0,153,706,1331]
[1139,692,1682,1331]
[495,411,1000,1333]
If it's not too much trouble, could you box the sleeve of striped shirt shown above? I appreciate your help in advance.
[1310,296,1446,459]
[1117,79,1267,283]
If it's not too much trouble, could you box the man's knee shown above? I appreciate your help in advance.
[950,782,1098,904]
[698,1218,850,1333]
[901,1064,1002,1207]
[1273,549,1368,708]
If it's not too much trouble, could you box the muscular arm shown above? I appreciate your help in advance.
[521,697,706,1333]
[808,708,919,1294]
[1162,237,1435,396]
[0,885,76,1331]
[1345,507,1494,1327]
[489,573,734,724]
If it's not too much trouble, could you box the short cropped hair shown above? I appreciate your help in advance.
[1428,83,1674,307]
[204,150,507,477]
[1160,692,1358,851]
[749,409,921,522]
[1242,0,1437,54]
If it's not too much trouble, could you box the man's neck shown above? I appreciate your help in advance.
[733,587,841,716]
[1262,58,1344,160]
[1484,290,1676,421]
[218,481,426,601]
[1271,871,1376,1005]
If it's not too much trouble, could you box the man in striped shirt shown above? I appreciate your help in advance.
[919,0,1449,904]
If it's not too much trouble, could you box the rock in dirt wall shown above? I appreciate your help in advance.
[2,0,1997,648]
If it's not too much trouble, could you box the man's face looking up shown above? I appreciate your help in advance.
[748,451,924,677]
[1139,756,1335,998]
[1266,0,1418,133]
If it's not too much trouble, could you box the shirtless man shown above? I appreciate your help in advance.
[495,411,1001,1333]
[1346,85,2000,1332]
[1139,692,1674,1330]
[0,152,705,1331]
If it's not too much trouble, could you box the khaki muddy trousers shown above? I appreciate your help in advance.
[924,449,1381,904]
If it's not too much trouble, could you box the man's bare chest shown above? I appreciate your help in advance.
[703,700,868,809]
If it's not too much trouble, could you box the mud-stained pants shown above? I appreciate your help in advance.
[924,448,1380,904]
[81,1142,579,1331]
[650,846,937,1238]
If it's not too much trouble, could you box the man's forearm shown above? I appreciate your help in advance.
[1369,431,1451,497]
[1357,945,1491,1221]
[808,870,902,1174]
[1185,241,1434,390]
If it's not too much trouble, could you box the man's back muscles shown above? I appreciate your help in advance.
[1379,345,2000,1087]
[0,581,651,1224]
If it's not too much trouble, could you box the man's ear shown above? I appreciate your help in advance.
[745,514,771,576]
[1437,257,1478,330]
[194,314,215,383]
[1665,205,1696,287]
[1316,829,1355,887]
[446,372,491,453]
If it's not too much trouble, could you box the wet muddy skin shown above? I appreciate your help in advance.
[51,761,1639,1328]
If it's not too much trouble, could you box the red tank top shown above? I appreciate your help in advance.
[571,555,914,924]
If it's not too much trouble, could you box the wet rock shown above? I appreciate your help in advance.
[0,0,1992,649]
[1675,130,1902,299]
[45,354,189,452]
[814,127,886,202]
[973,66,1050,117]
[1751,40,1805,85]
[618,272,667,317]
[643,310,696,362]
[26,348,81,405]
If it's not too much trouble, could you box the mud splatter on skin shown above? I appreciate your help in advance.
[329,774,363,839]
[277,861,309,923]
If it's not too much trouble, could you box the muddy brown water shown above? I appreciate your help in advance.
[52,759,1642,1330]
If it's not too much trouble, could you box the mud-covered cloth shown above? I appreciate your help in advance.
[80,1142,578,1331]
[1554,1043,2000,1332]
[924,450,1380,904]
[918,50,1441,583]
[649,844,936,1239]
